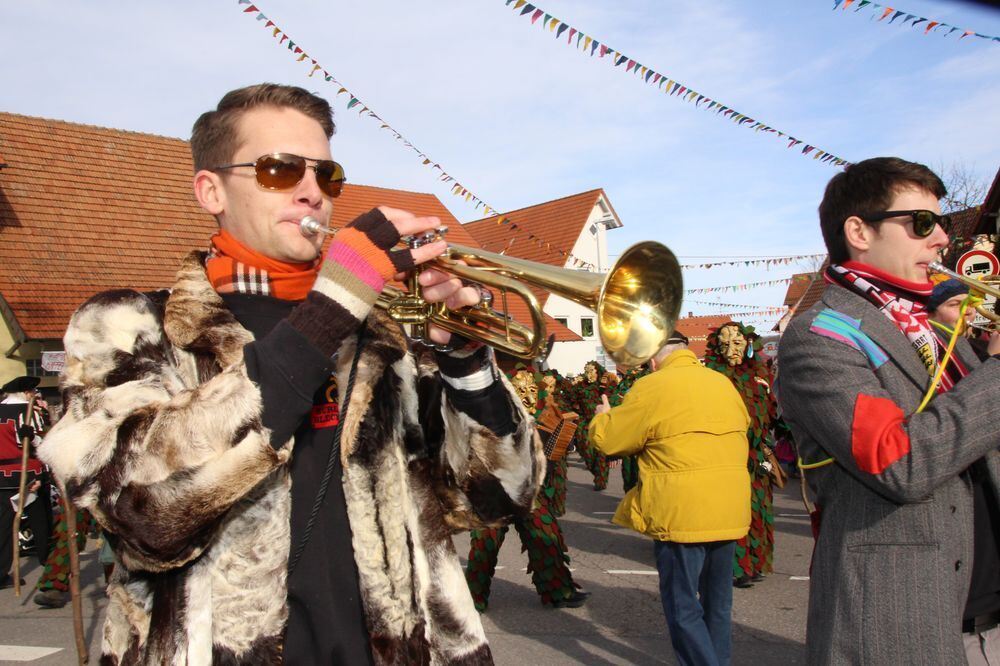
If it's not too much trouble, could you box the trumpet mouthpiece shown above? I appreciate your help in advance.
[300,216,326,236]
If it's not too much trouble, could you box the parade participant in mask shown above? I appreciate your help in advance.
[567,361,612,490]
[705,322,777,589]
[466,366,589,610]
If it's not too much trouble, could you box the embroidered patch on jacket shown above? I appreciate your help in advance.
[851,393,910,474]
[810,309,888,369]
[310,375,340,429]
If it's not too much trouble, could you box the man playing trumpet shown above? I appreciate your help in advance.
[40,83,543,665]
[776,157,1000,665]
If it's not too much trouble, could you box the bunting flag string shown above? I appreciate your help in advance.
[679,253,825,269]
[830,0,999,44]
[680,307,787,319]
[686,300,788,313]
[685,274,812,295]
[234,0,598,269]
[501,0,851,167]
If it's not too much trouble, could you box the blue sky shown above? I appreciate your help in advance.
[3,0,998,329]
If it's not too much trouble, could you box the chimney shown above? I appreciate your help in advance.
[688,311,693,317]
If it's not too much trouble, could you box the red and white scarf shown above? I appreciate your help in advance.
[826,261,968,392]
[205,230,320,301]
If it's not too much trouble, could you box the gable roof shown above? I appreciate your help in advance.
[976,166,1000,236]
[787,260,829,322]
[941,205,985,267]
[1,113,209,341]
[0,112,575,345]
[463,189,612,268]
[672,314,733,359]
[782,272,817,307]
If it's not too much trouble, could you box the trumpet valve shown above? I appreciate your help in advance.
[402,226,448,249]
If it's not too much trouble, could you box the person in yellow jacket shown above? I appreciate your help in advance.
[589,332,750,666]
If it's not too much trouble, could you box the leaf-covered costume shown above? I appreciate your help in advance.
[607,365,652,492]
[566,362,611,490]
[465,368,581,610]
[704,322,777,579]
[34,501,96,594]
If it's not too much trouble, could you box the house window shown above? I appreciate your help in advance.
[25,359,58,377]
[580,317,595,338]
[554,317,568,328]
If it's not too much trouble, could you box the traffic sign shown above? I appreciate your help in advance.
[956,250,999,278]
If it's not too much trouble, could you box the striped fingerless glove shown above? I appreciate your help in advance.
[288,209,414,356]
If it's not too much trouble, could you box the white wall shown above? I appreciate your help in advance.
[542,197,620,376]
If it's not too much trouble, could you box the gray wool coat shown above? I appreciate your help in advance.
[776,284,1000,666]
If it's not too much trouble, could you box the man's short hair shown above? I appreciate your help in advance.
[666,331,689,346]
[190,83,336,172]
[818,157,946,263]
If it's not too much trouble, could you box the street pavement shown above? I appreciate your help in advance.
[0,459,813,664]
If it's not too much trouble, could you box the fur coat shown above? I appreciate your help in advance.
[40,252,544,665]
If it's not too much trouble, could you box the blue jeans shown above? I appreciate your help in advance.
[654,540,736,666]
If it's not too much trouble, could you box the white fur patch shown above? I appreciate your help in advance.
[185,564,213,666]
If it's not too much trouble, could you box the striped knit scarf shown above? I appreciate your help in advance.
[205,229,320,301]
[827,261,968,391]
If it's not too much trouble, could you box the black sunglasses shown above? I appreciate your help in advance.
[863,209,952,238]
[213,153,345,198]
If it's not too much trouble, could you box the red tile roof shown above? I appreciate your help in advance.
[0,112,575,344]
[673,314,733,359]
[788,260,829,320]
[463,189,607,268]
[782,272,818,307]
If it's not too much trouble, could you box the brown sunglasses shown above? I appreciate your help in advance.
[213,152,345,198]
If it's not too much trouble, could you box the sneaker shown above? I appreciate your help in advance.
[733,576,754,589]
[33,589,67,609]
[550,590,591,608]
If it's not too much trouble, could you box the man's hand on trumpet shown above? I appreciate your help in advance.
[376,206,482,345]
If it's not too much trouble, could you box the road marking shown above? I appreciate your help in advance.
[778,513,808,517]
[0,646,63,661]
[789,576,810,581]
[592,511,616,515]
[606,570,658,575]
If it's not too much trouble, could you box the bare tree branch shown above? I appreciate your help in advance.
[936,161,989,213]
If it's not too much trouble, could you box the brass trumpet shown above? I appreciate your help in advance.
[301,217,682,365]
[928,261,1000,330]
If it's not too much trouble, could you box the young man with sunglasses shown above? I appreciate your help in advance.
[776,157,1000,664]
[39,83,543,664]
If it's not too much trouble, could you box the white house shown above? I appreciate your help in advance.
[464,189,622,375]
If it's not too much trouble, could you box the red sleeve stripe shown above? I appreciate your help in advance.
[851,394,911,474]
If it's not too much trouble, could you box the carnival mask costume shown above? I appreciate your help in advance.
[466,366,589,610]
[704,322,777,586]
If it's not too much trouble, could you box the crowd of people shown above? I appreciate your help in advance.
[0,82,996,665]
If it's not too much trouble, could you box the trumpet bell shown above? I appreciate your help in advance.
[435,240,682,366]
[598,242,683,367]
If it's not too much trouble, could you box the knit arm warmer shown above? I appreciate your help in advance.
[286,209,414,357]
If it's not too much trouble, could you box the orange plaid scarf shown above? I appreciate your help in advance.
[205,230,320,301]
